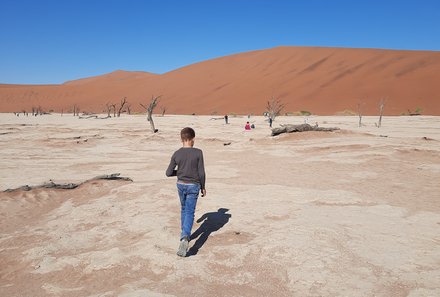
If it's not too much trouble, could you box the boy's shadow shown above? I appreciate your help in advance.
[187,208,231,256]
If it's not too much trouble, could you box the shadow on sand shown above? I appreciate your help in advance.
[187,208,231,256]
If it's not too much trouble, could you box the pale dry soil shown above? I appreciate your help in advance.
[0,114,439,297]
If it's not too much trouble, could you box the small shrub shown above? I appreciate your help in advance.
[300,110,312,116]
[335,109,357,116]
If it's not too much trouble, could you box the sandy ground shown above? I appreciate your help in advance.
[0,114,439,297]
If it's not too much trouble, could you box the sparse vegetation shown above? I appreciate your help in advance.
[403,107,423,116]
[335,109,357,116]
[299,110,311,116]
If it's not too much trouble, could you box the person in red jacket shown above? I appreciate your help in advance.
[245,121,251,130]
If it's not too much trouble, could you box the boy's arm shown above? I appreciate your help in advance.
[198,150,206,190]
[165,153,177,177]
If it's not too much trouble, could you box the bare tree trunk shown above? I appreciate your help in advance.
[117,97,127,117]
[126,104,131,115]
[140,95,161,133]
[111,104,116,117]
[357,101,362,127]
[73,105,79,116]
[105,103,111,117]
[147,113,156,131]
[377,98,386,128]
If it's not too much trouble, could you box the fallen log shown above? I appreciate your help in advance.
[271,123,340,136]
[79,115,97,119]
[4,173,133,192]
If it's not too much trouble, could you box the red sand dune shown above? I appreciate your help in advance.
[1,46,439,115]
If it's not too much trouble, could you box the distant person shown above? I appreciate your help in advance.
[269,117,273,128]
[224,114,229,124]
[245,121,251,130]
[166,127,206,257]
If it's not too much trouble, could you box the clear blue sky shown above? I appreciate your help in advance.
[1,0,439,84]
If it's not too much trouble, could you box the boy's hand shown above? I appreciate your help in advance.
[201,189,206,197]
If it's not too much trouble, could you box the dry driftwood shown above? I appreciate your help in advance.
[271,123,340,136]
[4,173,133,192]
[78,115,98,119]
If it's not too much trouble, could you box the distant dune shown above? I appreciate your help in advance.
[1,46,439,115]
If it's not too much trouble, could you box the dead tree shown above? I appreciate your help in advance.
[271,124,340,136]
[126,103,131,115]
[357,100,363,127]
[377,98,386,128]
[105,103,112,117]
[117,97,128,117]
[73,104,80,116]
[111,104,116,117]
[266,96,285,121]
[140,95,161,133]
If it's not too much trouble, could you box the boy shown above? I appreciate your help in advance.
[166,127,206,257]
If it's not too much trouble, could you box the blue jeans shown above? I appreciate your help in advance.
[177,183,200,240]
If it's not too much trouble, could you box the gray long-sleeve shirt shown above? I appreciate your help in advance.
[166,147,206,189]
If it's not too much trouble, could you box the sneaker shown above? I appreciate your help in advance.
[177,237,189,257]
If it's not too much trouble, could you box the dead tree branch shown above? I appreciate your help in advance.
[271,124,340,136]
[4,173,133,192]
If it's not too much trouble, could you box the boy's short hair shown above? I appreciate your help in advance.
[181,127,195,141]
